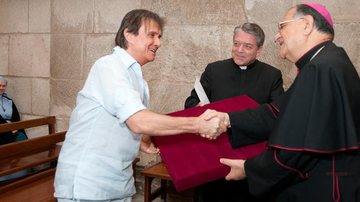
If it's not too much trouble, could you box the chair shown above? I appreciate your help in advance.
[140,162,172,202]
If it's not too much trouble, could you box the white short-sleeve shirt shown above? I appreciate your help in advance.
[54,47,149,200]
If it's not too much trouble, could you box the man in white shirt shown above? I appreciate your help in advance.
[54,9,227,202]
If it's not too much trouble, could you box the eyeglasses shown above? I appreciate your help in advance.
[278,18,303,31]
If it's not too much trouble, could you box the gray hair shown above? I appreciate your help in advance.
[234,23,265,47]
[295,4,334,40]
[0,76,7,85]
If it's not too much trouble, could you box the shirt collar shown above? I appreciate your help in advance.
[113,46,139,69]
[232,59,258,71]
[295,41,331,69]
[1,93,8,98]
[240,59,258,70]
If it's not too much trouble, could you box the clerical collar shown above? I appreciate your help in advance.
[237,60,258,71]
[295,41,331,70]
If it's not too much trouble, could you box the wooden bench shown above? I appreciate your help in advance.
[0,115,56,145]
[141,162,172,202]
[0,116,140,201]
[0,116,62,201]
[0,116,140,202]
[0,131,66,201]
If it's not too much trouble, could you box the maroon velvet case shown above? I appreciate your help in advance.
[153,95,266,191]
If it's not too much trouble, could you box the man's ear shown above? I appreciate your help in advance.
[303,15,315,35]
[256,46,263,57]
[124,28,133,43]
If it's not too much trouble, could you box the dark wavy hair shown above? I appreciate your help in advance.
[115,9,164,49]
[295,4,334,40]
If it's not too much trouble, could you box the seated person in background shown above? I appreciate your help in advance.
[184,23,284,202]
[0,76,30,182]
[185,22,284,108]
[0,76,28,145]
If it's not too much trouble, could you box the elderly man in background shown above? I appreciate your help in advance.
[206,2,360,202]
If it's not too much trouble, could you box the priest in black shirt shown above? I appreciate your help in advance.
[185,23,284,108]
[206,2,360,202]
[185,23,284,202]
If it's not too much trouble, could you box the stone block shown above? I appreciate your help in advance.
[147,81,193,114]
[143,25,223,85]
[334,23,360,75]
[219,25,239,59]
[245,0,293,24]
[257,24,284,65]
[32,78,50,115]
[51,34,83,79]
[9,34,50,77]
[0,35,9,75]
[52,0,93,33]
[94,0,141,33]
[50,79,84,117]
[84,34,115,79]
[142,0,245,25]
[0,0,28,33]
[6,77,32,114]
[29,0,51,33]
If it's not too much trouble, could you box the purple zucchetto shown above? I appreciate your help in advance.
[302,2,334,28]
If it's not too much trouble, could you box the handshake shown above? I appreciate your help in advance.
[197,109,230,139]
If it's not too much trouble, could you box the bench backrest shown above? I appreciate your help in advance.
[0,131,65,177]
[0,116,64,196]
[0,116,57,155]
[0,115,56,134]
[0,131,65,199]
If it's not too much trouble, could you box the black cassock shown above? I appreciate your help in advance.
[184,58,284,107]
[184,58,284,202]
[228,41,360,202]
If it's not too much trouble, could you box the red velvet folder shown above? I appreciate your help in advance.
[153,95,267,192]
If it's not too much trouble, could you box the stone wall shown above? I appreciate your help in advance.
[0,0,359,165]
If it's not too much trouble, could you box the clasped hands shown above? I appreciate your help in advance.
[197,109,230,139]
[197,110,247,180]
